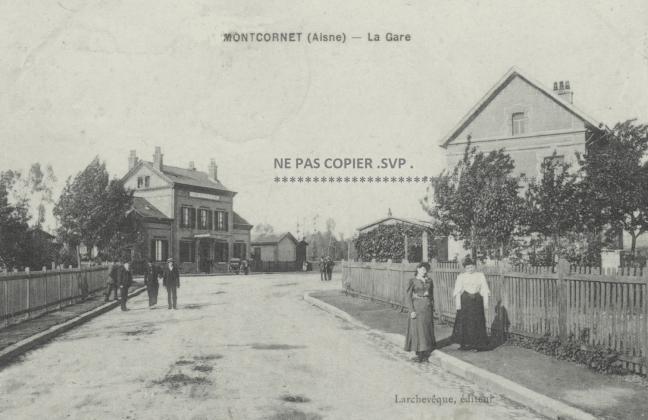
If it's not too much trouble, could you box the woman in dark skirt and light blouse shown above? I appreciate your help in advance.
[404,262,436,362]
[451,256,490,351]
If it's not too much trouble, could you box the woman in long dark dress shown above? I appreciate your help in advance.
[404,262,436,362]
[451,256,490,351]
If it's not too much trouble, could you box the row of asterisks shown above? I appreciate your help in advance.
[273,176,435,183]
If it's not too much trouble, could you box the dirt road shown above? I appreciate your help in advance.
[0,273,542,419]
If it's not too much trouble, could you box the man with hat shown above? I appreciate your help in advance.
[162,257,180,310]
[118,261,133,311]
[104,259,121,302]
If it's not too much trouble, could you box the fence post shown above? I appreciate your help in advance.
[58,266,62,310]
[644,274,648,375]
[25,267,31,319]
[3,279,8,328]
[43,266,48,310]
[558,258,570,342]
[431,258,438,317]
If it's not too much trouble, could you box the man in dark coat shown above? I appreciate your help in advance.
[162,258,180,310]
[104,260,121,302]
[325,257,335,281]
[118,261,133,311]
[144,260,160,308]
[319,257,326,281]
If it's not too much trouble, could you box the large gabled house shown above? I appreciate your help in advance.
[122,147,252,273]
[440,66,605,180]
[438,67,616,257]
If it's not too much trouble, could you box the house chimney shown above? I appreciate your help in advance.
[188,161,195,171]
[554,80,574,104]
[209,159,217,180]
[128,150,138,170]
[153,146,163,171]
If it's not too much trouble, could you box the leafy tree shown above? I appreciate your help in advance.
[253,223,275,236]
[422,143,524,258]
[577,120,648,254]
[0,173,30,269]
[2,164,56,228]
[53,157,135,262]
[523,152,581,260]
[0,166,59,270]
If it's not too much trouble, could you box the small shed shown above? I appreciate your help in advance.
[251,232,300,262]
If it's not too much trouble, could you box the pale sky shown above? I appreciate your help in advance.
[1,0,647,237]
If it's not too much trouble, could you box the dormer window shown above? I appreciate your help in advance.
[512,112,527,135]
[137,175,150,188]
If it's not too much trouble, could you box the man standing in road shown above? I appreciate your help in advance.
[104,260,121,302]
[325,256,335,281]
[319,257,326,281]
[118,261,133,311]
[163,257,180,310]
[144,260,160,308]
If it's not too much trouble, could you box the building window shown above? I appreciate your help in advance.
[137,176,143,188]
[180,241,195,263]
[181,207,190,227]
[233,243,247,259]
[214,242,228,262]
[215,211,229,231]
[199,209,209,229]
[144,176,150,187]
[512,112,527,135]
[151,239,168,262]
[180,206,196,228]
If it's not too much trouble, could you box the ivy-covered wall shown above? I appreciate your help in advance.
[354,224,446,262]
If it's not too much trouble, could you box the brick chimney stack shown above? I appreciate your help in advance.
[209,159,218,181]
[153,146,164,171]
[188,161,195,171]
[553,80,573,104]
[128,150,138,170]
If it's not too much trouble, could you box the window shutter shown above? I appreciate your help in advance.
[224,212,229,231]
[162,241,168,261]
[150,240,156,260]
[190,208,196,228]
[208,210,213,230]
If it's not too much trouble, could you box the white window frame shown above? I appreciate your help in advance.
[512,112,527,135]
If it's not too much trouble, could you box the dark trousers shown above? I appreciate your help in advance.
[326,268,333,281]
[166,286,177,309]
[105,283,119,301]
[120,287,129,310]
[320,269,326,281]
[147,285,159,306]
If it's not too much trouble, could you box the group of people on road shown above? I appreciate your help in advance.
[104,257,181,311]
[404,255,491,363]
[319,256,335,281]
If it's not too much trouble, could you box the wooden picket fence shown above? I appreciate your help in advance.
[0,266,109,328]
[342,259,648,374]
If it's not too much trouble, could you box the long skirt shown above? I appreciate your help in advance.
[146,284,159,306]
[404,298,436,352]
[451,292,489,350]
